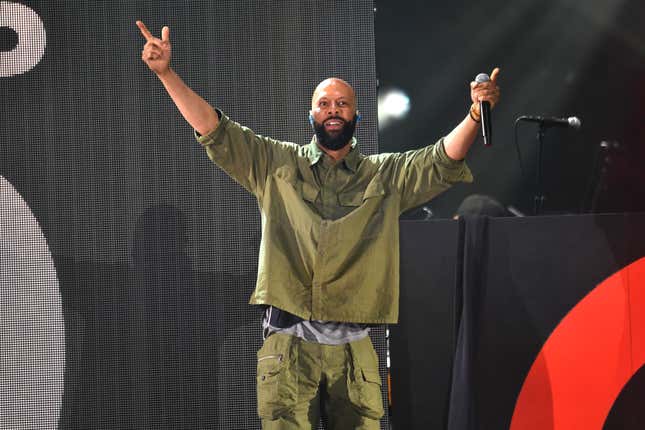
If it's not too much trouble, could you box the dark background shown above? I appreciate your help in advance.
[394,215,645,429]
[375,0,645,217]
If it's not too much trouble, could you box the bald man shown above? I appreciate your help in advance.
[137,22,500,429]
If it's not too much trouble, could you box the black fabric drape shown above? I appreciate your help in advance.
[447,216,490,430]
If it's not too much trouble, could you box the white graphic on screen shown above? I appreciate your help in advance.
[0,1,46,77]
[0,176,64,429]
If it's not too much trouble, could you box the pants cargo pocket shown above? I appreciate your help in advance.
[347,338,385,420]
[257,334,297,420]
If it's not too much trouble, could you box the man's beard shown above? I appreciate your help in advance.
[313,114,358,151]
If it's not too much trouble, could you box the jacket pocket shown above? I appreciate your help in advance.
[338,190,364,207]
[273,165,320,204]
[338,176,386,208]
[299,181,319,203]
[256,334,297,419]
[347,338,385,420]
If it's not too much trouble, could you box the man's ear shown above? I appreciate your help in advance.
[308,112,314,126]
[356,111,362,122]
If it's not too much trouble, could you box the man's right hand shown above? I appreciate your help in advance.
[136,21,171,76]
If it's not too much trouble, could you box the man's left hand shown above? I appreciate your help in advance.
[469,67,501,120]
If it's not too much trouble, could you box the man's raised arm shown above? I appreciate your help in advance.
[136,21,219,136]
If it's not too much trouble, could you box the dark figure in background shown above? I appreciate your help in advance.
[136,21,500,429]
[129,205,210,428]
[455,194,513,218]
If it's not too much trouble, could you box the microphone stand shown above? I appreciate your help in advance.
[534,124,546,215]
[517,114,581,215]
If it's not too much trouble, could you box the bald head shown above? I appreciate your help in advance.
[311,78,356,110]
[309,78,359,152]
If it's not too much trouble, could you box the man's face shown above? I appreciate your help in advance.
[310,79,358,151]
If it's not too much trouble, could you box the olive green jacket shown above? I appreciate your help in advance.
[197,112,472,323]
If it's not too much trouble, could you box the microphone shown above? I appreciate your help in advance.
[517,115,582,129]
[475,73,492,146]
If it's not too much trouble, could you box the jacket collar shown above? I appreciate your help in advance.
[307,137,359,172]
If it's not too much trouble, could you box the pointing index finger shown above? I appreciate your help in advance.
[161,26,170,43]
[136,20,154,41]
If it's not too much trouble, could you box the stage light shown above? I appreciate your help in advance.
[378,88,411,129]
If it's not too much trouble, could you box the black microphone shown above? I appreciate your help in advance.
[517,115,582,129]
[475,73,492,146]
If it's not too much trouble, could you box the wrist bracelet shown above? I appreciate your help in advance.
[469,106,481,123]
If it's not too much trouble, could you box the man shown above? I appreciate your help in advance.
[136,21,500,429]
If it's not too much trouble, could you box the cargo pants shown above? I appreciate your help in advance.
[256,333,384,429]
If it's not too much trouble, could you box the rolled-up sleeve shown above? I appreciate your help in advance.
[395,138,473,212]
[195,111,280,197]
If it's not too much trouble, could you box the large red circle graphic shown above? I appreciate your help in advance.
[511,256,645,429]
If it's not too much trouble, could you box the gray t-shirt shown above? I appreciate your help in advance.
[262,306,370,345]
